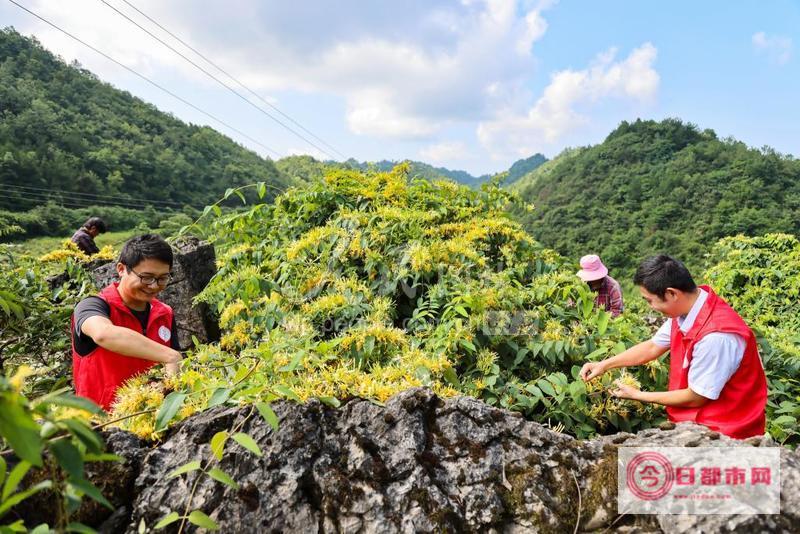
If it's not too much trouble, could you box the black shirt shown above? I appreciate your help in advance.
[73,296,180,356]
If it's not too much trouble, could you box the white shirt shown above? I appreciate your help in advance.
[651,289,745,400]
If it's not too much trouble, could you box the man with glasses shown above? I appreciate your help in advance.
[71,234,182,410]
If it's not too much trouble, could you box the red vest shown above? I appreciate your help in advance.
[667,286,766,438]
[72,283,173,411]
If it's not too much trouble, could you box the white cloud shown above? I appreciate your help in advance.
[478,42,659,157]
[752,31,792,65]
[8,0,555,141]
[419,141,469,162]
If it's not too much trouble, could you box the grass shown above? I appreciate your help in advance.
[10,229,140,258]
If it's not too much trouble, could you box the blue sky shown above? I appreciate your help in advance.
[2,0,797,175]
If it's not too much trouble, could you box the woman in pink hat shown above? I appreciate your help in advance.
[577,254,624,317]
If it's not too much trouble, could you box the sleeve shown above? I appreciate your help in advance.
[651,319,672,347]
[73,296,111,339]
[687,333,746,400]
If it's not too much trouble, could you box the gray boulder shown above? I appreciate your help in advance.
[123,389,798,533]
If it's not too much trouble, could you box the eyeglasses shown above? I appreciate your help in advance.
[128,267,172,286]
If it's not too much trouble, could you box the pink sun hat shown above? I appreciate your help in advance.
[576,254,608,282]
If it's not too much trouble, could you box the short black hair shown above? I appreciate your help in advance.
[83,217,107,233]
[633,254,697,298]
[119,234,173,269]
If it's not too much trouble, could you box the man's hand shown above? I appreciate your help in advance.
[610,379,641,400]
[163,349,182,376]
[580,361,607,381]
[164,361,181,376]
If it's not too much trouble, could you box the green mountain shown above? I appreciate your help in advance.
[337,154,547,188]
[505,153,547,184]
[511,118,800,275]
[340,158,488,186]
[0,28,294,212]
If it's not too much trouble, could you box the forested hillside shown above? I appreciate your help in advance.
[342,158,489,186]
[512,119,800,274]
[0,29,294,212]
[278,152,547,189]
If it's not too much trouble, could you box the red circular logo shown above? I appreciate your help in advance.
[626,452,674,500]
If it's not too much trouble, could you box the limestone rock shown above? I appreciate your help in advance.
[122,390,798,533]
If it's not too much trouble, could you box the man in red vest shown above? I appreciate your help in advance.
[72,234,182,411]
[579,255,767,438]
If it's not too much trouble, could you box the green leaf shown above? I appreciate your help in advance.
[569,380,586,401]
[273,385,300,401]
[597,311,610,336]
[317,396,340,408]
[66,522,97,533]
[0,519,26,533]
[232,433,262,457]
[257,182,266,199]
[154,511,181,529]
[212,205,222,217]
[525,384,543,398]
[2,461,31,501]
[585,347,609,361]
[0,480,52,518]
[61,419,103,454]
[207,467,239,489]
[278,351,304,373]
[155,392,187,432]
[234,190,246,204]
[210,431,228,461]
[537,379,556,397]
[0,397,43,466]
[256,402,279,431]
[187,510,219,530]
[30,524,50,534]
[459,339,476,352]
[455,305,468,317]
[223,188,235,200]
[69,477,113,510]
[0,456,6,489]
[772,415,797,426]
[34,394,102,415]
[168,460,202,478]
[207,388,231,408]
[49,440,84,480]
[442,367,461,388]
[363,336,375,355]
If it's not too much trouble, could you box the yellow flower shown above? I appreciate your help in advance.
[219,300,246,328]
[9,365,34,392]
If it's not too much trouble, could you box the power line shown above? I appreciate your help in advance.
[6,0,282,158]
[0,186,174,210]
[0,186,181,211]
[1,183,186,208]
[118,0,346,160]
[0,191,121,210]
[99,0,341,161]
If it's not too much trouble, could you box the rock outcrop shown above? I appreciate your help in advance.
[112,388,796,533]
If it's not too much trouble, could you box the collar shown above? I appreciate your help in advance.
[676,288,708,333]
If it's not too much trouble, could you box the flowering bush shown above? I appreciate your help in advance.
[109,164,663,440]
[705,233,800,445]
